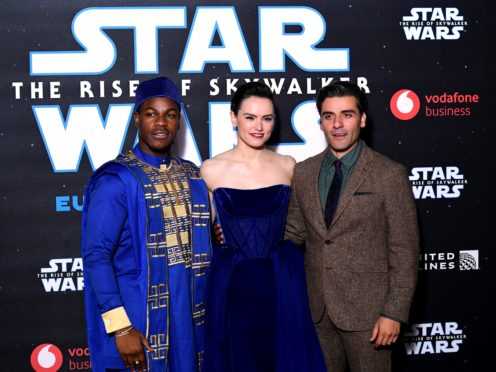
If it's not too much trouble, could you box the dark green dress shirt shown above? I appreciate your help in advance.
[318,140,363,210]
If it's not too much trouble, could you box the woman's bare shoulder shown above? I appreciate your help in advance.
[200,151,237,183]
[270,152,296,170]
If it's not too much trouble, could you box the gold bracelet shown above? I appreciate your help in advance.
[115,326,133,338]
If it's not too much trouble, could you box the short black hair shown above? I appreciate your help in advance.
[316,81,368,115]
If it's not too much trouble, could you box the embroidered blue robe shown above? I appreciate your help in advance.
[82,147,211,371]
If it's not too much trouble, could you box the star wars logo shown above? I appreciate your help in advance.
[24,5,357,172]
[404,322,466,355]
[37,258,84,292]
[409,166,467,199]
[400,7,467,40]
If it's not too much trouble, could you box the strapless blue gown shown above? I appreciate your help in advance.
[204,185,326,372]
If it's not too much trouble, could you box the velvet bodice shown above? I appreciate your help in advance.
[213,184,291,257]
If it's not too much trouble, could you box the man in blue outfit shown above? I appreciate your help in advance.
[82,77,211,371]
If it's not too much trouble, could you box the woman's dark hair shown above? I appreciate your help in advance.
[231,81,274,115]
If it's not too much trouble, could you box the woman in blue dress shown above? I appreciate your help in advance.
[200,82,326,372]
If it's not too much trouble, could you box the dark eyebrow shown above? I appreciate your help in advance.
[242,112,273,118]
[321,109,356,116]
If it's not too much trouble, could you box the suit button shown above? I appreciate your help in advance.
[325,240,332,245]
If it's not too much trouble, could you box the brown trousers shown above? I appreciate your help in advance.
[315,311,392,372]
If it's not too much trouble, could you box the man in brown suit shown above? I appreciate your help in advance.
[285,81,419,372]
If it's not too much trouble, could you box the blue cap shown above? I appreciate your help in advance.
[134,76,182,112]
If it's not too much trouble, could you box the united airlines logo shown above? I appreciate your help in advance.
[459,250,479,270]
[419,250,480,271]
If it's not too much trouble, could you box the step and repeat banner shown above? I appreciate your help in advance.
[1,1,494,371]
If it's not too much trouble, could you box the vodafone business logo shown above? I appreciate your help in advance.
[390,89,421,120]
[390,88,479,120]
[31,344,63,372]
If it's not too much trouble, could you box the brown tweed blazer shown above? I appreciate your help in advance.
[285,143,419,331]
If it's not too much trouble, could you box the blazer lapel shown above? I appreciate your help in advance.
[330,144,374,229]
[303,149,328,232]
